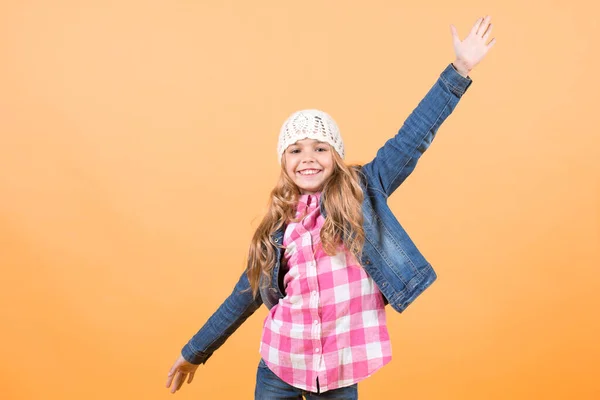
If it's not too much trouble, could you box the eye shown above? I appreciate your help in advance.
[290,149,300,154]
[317,147,328,152]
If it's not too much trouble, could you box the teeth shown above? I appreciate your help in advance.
[299,169,320,175]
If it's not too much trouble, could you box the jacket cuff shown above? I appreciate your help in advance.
[440,63,473,97]
[181,343,211,365]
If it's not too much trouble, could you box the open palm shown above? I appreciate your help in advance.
[451,16,496,72]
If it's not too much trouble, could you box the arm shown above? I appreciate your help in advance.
[165,269,262,393]
[361,63,472,197]
[362,15,496,197]
[181,268,263,364]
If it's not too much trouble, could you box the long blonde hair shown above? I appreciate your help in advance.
[245,148,366,298]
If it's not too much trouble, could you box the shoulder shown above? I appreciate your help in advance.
[350,164,368,186]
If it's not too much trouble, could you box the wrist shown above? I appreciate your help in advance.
[452,59,471,78]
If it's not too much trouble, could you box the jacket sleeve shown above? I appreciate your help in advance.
[180,269,263,365]
[361,63,473,197]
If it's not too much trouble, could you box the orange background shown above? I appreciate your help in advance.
[1,1,599,399]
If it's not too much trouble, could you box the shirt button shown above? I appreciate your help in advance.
[314,320,319,325]
[315,348,320,353]
[312,291,317,296]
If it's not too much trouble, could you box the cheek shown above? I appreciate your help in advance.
[284,159,296,176]
[323,156,334,171]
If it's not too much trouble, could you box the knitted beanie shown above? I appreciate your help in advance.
[277,109,344,164]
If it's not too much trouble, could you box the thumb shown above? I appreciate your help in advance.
[450,24,460,45]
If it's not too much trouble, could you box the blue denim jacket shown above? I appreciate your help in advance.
[181,63,472,364]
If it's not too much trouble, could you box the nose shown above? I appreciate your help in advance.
[301,151,317,162]
[301,158,317,166]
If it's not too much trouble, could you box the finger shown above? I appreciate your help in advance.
[470,17,483,36]
[166,367,176,388]
[171,372,183,394]
[487,37,497,49]
[188,371,195,384]
[176,373,187,391]
[482,23,493,41]
[476,15,491,36]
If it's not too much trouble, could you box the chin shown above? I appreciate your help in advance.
[300,185,322,194]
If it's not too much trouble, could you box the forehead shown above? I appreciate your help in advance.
[289,139,326,146]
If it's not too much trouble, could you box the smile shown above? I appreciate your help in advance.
[298,169,321,176]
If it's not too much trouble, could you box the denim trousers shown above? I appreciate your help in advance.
[254,358,359,399]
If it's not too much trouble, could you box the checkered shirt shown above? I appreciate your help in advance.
[259,192,392,393]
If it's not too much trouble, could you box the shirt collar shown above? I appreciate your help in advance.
[297,192,322,214]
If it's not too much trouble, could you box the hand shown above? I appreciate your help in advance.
[165,354,200,394]
[450,15,497,76]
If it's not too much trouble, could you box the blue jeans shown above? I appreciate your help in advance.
[254,358,359,399]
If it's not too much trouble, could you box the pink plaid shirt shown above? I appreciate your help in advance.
[259,192,392,393]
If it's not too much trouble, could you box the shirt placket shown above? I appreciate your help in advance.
[299,196,324,379]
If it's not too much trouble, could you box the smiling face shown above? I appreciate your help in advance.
[282,138,334,195]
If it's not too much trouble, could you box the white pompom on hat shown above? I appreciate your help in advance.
[277,109,344,164]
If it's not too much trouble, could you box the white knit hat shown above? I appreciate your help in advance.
[277,109,344,164]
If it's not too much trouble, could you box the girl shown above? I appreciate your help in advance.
[166,15,496,399]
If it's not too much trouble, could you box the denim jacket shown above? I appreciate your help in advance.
[181,63,472,364]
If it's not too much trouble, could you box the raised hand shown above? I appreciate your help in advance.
[450,15,496,76]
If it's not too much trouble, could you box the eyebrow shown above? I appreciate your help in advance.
[289,140,326,147]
